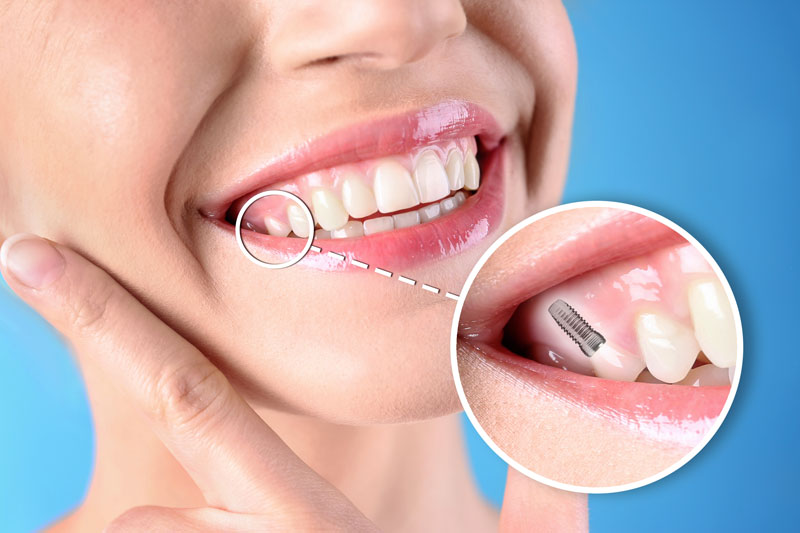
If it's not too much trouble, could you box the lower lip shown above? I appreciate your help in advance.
[210,143,506,272]
[465,338,730,448]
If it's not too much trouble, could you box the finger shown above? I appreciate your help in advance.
[106,506,264,533]
[0,234,359,518]
[499,467,588,533]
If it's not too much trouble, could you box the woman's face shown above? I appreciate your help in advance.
[0,1,576,423]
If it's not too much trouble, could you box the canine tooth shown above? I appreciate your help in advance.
[341,174,378,219]
[392,210,421,229]
[453,190,467,206]
[678,364,731,387]
[363,216,394,235]
[311,188,349,231]
[264,216,291,237]
[286,204,311,238]
[419,203,442,223]
[464,150,480,190]
[636,312,700,383]
[413,150,450,203]
[314,228,331,239]
[445,151,465,190]
[372,160,420,213]
[688,278,737,368]
[590,343,646,382]
[440,196,458,213]
[331,221,364,239]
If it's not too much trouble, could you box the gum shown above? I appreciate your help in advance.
[504,243,715,376]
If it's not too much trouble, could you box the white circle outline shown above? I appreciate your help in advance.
[234,190,315,270]
[449,201,744,494]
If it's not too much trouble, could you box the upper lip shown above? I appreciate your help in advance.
[198,100,505,220]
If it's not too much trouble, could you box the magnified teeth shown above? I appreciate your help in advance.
[464,150,480,190]
[419,203,442,223]
[286,204,311,238]
[311,188,349,231]
[453,190,467,206]
[264,216,291,237]
[372,160,420,213]
[363,216,394,235]
[678,364,731,387]
[636,369,666,384]
[414,150,450,203]
[440,196,458,213]
[445,151,465,190]
[392,210,421,229]
[590,343,646,382]
[688,278,737,368]
[331,221,364,239]
[636,312,700,383]
[341,173,378,219]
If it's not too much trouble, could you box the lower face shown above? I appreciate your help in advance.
[0,2,577,423]
[457,207,740,487]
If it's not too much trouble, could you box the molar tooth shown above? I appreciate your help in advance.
[287,204,311,238]
[688,278,737,368]
[590,343,646,382]
[636,312,700,383]
[311,188,349,231]
[678,364,732,387]
[392,210,421,229]
[264,216,291,237]
[372,160,420,213]
[314,228,331,239]
[419,203,442,223]
[445,151,465,190]
[413,150,450,203]
[363,216,394,235]
[341,173,378,219]
[331,220,364,239]
[464,150,480,190]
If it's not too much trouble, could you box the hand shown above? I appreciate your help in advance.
[0,234,376,532]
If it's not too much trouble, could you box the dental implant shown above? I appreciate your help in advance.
[548,299,606,357]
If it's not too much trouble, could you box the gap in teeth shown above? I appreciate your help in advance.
[241,137,481,238]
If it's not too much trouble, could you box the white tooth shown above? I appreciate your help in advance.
[315,228,331,239]
[392,210,421,229]
[287,204,311,238]
[413,150,450,203]
[453,190,467,206]
[445,151,465,190]
[636,369,666,384]
[331,220,364,239]
[590,343,646,382]
[688,278,737,368]
[372,160,420,213]
[419,203,441,223]
[341,173,378,219]
[440,196,457,213]
[264,215,291,237]
[311,188,349,231]
[363,216,394,235]
[463,150,480,190]
[678,364,732,387]
[636,312,700,383]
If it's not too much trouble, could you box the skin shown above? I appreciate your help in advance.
[0,1,584,530]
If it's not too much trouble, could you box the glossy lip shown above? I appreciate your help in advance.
[456,207,733,449]
[201,100,507,271]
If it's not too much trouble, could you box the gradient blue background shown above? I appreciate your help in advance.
[1,2,797,531]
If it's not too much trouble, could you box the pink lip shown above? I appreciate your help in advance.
[202,101,507,271]
[459,208,731,447]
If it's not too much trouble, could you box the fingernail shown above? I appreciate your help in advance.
[0,234,66,289]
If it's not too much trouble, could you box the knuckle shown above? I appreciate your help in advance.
[105,506,159,532]
[64,276,116,335]
[150,360,230,430]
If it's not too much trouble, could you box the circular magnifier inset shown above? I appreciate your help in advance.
[234,190,315,270]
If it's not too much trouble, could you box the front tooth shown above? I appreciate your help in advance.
[636,312,700,383]
[264,216,291,237]
[445,151,465,190]
[464,150,480,190]
[331,221,364,239]
[419,203,441,222]
[678,364,732,387]
[287,204,311,238]
[372,160,420,213]
[392,210,421,229]
[341,173,378,219]
[413,150,450,203]
[590,343,646,382]
[363,215,394,235]
[687,278,737,368]
[311,188,349,231]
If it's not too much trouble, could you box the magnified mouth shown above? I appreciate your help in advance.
[203,101,507,271]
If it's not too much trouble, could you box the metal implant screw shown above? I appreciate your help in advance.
[547,299,606,357]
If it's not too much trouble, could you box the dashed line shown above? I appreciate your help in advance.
[327,251,345,261]
[421,284,440,294]
[351,259,369,269]
[310,245,321,253]
[374,267,393,278]
[445,292,460,301]
[398,275,416,286]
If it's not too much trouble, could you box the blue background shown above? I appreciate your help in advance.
[1,1,797,531]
